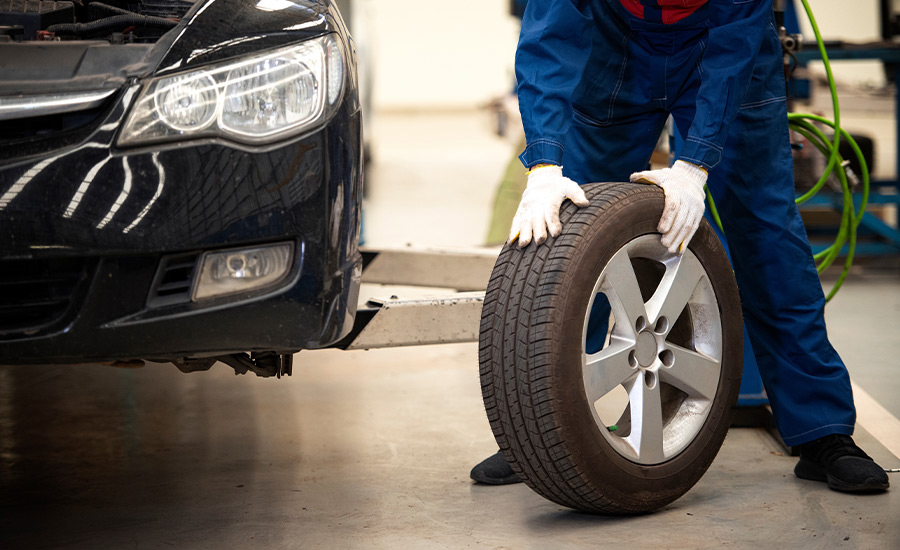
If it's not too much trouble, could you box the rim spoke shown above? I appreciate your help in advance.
[645,252,704,328]
[660,344,721,400]
[583,335,636,402]
[581,236,724,465]
[601,249,647,332]
[626,376,665,463]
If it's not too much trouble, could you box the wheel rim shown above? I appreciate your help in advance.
[581,235,723,465]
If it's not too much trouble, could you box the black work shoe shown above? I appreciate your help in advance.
[794,434,890,493]
[470,451,522,485]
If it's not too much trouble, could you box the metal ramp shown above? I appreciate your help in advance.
[333,246,499,350]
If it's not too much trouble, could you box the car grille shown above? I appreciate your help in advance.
[0,257,93,339]
[147,252,200,307]
[0,103,109,146]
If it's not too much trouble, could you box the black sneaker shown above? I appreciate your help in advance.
[469,451,522,485]
[794,434,890,493]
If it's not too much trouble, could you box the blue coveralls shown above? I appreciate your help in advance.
[516,0,856,447]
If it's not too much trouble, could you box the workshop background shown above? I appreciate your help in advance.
[2,0,899,548]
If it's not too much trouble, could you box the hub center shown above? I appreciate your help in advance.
[635,331,657,367]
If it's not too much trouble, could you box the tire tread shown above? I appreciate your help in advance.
[479,182,740,514]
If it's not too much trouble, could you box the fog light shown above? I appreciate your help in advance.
[193,242,293,301]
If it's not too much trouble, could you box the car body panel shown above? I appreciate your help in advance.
[0,0,363,365]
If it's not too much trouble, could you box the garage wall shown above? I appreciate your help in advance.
[361,0,889,111]
[796,0,885,89]
[360,0,519,111]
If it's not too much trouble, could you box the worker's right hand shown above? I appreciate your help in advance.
[509,165,589,247]
[630,160,708,254]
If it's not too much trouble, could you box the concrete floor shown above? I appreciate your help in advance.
[0,342,897,549]
[2,110,899,548]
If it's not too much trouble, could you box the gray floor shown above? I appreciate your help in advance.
[823,274,900,421]
[0,339,897,549]
[2,110,899,549]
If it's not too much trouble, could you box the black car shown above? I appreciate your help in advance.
[0,0,363,376]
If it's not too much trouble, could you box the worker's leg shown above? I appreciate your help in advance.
[562,12,672,352]
[711,104,856,444]
[692,42,855,448]
[703,93,887,492]
[671,26,886,493]
[564,110,668,354]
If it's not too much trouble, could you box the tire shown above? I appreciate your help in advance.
[478,182,743,514]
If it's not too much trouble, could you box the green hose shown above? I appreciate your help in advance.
[706,0,870,301]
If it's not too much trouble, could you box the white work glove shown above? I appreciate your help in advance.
[509,165,590,247]
[630,160,708,254]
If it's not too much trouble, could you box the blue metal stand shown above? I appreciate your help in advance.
[794,46,900,257]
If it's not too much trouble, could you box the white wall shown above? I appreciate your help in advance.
[361,0,891,110]
[795,0,886,88]
[361,0,519,111]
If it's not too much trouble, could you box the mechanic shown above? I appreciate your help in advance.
[470,0,890,493]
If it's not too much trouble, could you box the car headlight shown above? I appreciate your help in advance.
[118,35,345,147]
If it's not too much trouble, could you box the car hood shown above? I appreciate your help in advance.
[155,0,333,75]
[0,0,336,95]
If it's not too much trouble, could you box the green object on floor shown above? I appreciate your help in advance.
[485,137,528,246]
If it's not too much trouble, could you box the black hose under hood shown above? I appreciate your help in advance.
[91,2,148,17]
[47,14,178,36]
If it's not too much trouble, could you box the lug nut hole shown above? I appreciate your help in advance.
[654,317,668,334]
[644,370,657,388]
[628,350,638,368]
[659,349,674,367]
[635,316,646,332]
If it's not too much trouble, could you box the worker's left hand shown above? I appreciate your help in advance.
[509,164,589,247]
[630,160,708,254]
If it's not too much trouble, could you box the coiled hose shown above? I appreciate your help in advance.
[706,0,870,301]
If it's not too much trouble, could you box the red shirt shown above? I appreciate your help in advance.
[619,0,707,25]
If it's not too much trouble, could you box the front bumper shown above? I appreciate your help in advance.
[0,81,363,364]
